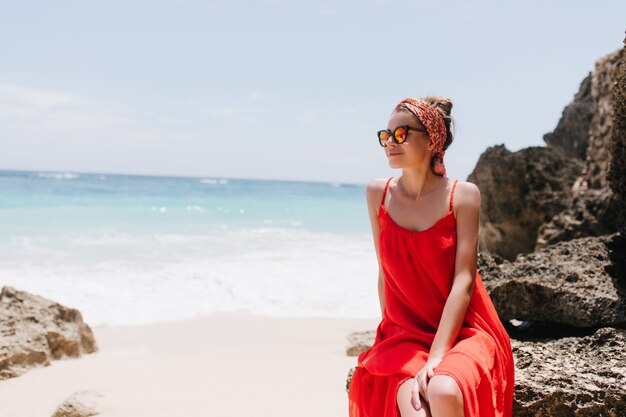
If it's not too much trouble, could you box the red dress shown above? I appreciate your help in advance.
[348,177,514,417]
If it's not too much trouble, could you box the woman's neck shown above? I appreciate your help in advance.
[398,168,446,200]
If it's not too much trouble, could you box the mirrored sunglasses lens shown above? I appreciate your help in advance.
[378,131,390,146]
[394,127,407,142]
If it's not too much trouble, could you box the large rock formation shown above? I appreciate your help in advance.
[470,47,623,261]
[471,43,626,331]
[543,73,593,160]
[536,47,624,250]
[511,327,626,416]
[535,187,620,249]
[580,49,621,192]
[0,286,98,381]
[482,233,626,328]
[608,38,626,235]
[468,145,581,261]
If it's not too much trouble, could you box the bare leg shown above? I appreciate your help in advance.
[426,375,464,417]
[397,377,432,417]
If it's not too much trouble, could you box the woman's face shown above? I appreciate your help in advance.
[383,110,431,169]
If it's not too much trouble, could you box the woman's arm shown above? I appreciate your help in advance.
[366,179,387,319]
[428,181,481,359]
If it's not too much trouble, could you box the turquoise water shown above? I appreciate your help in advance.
[0,169,369,237]
[0,169,380,325]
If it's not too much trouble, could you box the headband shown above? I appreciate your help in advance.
[394,98,448,177]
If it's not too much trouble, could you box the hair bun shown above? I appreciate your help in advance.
[424,95,453,117]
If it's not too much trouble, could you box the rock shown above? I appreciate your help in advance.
[478,250,506,274]
[471,47,623,259]
[345,365,358,394]
[535,47,623,249]
[580,48,622,192]
[543,73,593,160]
[345,328,626,416]
[535,188,620,250]
[346,330,375,357]
[468,145,581,261]
[344,329,376,394]
[484,233,626,328]
[0,286,98,381]
[608,39,626,235]
[511,327,626,416]
[51,390,102,417]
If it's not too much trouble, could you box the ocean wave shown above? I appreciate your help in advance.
[199,178,229,185]
[36,172,79,180]
[0,228,377,326]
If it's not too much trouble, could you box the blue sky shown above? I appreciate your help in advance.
[0,0,624,184]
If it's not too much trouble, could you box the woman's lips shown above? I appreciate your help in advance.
[388,153,402,157]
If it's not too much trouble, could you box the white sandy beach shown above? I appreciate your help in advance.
[0,312,379,417]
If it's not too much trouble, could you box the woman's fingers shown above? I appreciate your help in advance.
[413,365,437,411]
[420,367,436,401]
[411,378,421,410]
[418,371,429,402]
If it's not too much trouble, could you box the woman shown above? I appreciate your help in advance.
[348,97,515,417]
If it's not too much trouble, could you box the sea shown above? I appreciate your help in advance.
[0,169,381,326]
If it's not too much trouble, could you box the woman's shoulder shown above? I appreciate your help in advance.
[451,179,481,213]
[366,177,392,192]
[365,177,392,206]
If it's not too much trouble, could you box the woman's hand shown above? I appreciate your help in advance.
[411,355,444,411]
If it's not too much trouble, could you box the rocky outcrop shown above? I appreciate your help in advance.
[535,47,623,250]
[470,47,622,261]
[511,327,626,416]
[345,327,626,416]
[470,44,626,329]
[535,187,620,249]
[608,39,626,235]
[346,330,376,357]
[0,286,98,381]
[482,233,626,328]
[543,73,593,160]
[51,391,103,417]
[580,49,621,192]
[467,145,581,261]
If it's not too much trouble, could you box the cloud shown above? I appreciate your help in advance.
[0,83,84,108]
[201,105,272,123]
[0,83,132,132]
[294,105,356,127]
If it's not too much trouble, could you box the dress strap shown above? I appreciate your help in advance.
[449,179,459,212]
[381,177,394,207]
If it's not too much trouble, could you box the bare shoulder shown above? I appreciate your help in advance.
[365,177,391,208]
[452,180,481,214]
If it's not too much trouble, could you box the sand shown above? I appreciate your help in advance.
[0,311,379,417]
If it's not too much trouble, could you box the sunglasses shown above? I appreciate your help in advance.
[377,125,428,147]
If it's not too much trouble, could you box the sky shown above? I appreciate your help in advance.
[0,0,624,185]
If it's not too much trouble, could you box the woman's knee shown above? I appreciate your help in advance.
[397,378,431,417]
[396,378,414,410]
[426,375,463,407]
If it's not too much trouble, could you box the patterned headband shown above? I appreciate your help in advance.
[394,98,448,177]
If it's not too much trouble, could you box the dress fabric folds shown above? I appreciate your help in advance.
[348,177,514,417]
